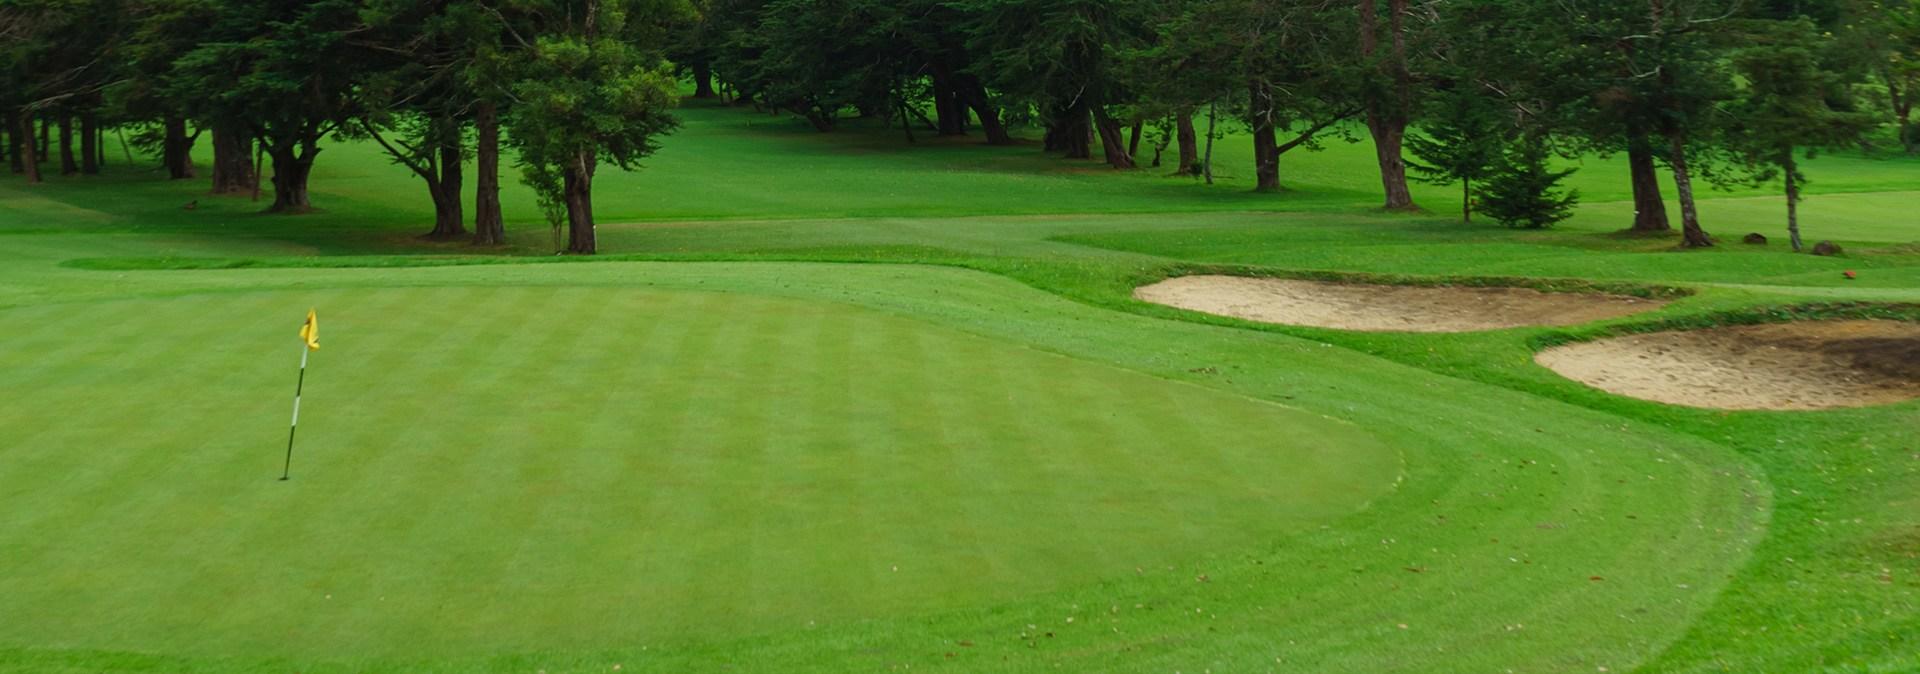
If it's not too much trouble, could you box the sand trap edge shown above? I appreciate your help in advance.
[1134,275,1673,333]
[1535,319,1920,411]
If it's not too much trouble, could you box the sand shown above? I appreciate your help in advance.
[1536,320,1920,410]
[1134,275,1668,333]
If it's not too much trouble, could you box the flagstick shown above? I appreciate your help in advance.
[280,345,309,481]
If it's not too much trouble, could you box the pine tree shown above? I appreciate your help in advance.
[1726,19,1878,251]
[1478,135,1579,229]
[1406,89,1505,222]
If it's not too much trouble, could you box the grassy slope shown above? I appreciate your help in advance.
[0,101,1914,672]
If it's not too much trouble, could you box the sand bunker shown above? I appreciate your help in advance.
[1537,320,1920,411]
[1134,275,1667,332]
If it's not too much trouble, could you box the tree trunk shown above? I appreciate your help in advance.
[16,113,41,184]
[1899,102,1914,155]
[692,61,716,98]
[1892,74,1914,154]
[1667,131,1710,248]
[1360,0,1418,210]
[958,79,1012,145]
[1043,113,1066,152]
[1463,178,1472,223]
[4,123,17,173]
[1253,122,1279,191]
[802,107,835,132]
[265,142,316,213]
[1175,111,1199,175]
[1092,108,1135,169]
[97,125,107,168]
[1783,152,1802,252]
[895,96,918,143]
[163,116,195,179]
[80,114,98,175]
[473,101,505,246]
[57,117,76,175]
[931,67,968,137]
[1127,121,1143,159]
[1366,116,1416,208]
[563,150,596,254]
[1054,102,1092,159]
[1203,103,1217,185]
[251,139,264,202]
[1626,135,1671,232]
[425,137,466,240]
[210,126,255,194]
[1250,83,1280,191]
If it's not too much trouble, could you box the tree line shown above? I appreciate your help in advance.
[5,0,1917,253]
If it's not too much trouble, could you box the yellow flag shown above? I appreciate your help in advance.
[299,309,320,351]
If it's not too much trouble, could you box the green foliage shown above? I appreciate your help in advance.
[954,0,1150,148]
[163,0,365,140]
[1838,0,1920,151]
[1478,135,1579,229]
[1406,86,1508,220]
[0,0,125,121]
[1144,0,1353,132]
[490,0,683,249]
[721,0,905,124]
[1727,19,1881,174]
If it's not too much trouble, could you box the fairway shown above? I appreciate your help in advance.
[0,284,1399,657]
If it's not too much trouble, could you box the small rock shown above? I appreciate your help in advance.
[1742,233,1768,245]
[1811,240,1843,256]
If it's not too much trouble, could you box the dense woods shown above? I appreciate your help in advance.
[3,0,1916,251]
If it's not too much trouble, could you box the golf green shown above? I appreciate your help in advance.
[0,285,1399,659]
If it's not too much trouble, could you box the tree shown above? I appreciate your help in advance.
[438,0,521,246]
[1148,0,1357,191]
[1357,0,1424,210]
[959,0,1150,168]
[358,0,512,240]
[1727,19,1879,251]
[734,0,904,132]
[667,0,720,99]
[165,0,370,213]
[1478,134,1579,229]
[1407,85,1505,222]
[2,0,125,185]
[1444,0,1689,235]
[120,0,216,183]
[1845,0,1920,153]
[1555,0,1741,247]
[496,0,683,254]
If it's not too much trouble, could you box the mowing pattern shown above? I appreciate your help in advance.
[0,286,1398,659]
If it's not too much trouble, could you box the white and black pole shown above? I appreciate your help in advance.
[280,344,309,481]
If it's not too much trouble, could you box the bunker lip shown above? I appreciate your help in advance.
[1536,319,1920,411]
[1134,275,1669,333]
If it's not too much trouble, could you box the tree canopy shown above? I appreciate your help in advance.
[3,0,1911,253]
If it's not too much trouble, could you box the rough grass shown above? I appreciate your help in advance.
[0,99,1914,673]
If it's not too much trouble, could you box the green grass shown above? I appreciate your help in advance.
[0,283,1399,658]
[0,100,1915,673]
